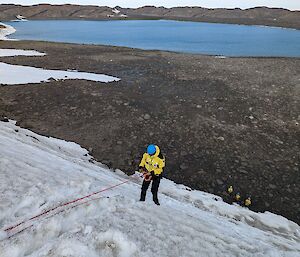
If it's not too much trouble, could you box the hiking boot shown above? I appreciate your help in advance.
[154,200,160,205]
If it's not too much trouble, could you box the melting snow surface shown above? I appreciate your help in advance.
[0,62,120,85]
[0,43,120,85]
[0,49,46,57]
[0,120,299,257]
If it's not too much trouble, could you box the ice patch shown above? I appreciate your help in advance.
[11,15,28,22]
[112,8,121,14]
[0,62,120,85]
[0,49,45,57]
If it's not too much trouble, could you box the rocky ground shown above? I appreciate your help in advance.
[0,40,299,224]
[0,4,299,29]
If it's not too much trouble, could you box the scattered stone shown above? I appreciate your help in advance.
[180,151,188,156]
[180,163,189,170]
[217,136,225,141]
[143,114,151,120]
[269,184,277,189]
[216,179,223,185]
[239,169,248,174]
[1,117,9,122]
[101,159,112,167]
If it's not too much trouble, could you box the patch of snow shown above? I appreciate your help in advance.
[17,15,27,21]
[0,120,299,257]
[0,49,46,57]
[0,231,7,241]
[120,14,128,18]
[0,22,16,40]
[112,8,121,14]
[215,55,227,59]
[11,15,28,22]
[0,62,120,85]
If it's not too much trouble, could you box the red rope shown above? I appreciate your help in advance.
[7,195,107,239]
[4,180,129,232]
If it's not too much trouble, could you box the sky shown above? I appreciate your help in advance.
[0,1,299,10]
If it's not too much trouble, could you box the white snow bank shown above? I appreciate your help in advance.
[0,62,120,85]
[112,8,121,14]
[11,15,28,22]
[0,120,299,257]
[0,22,16,40]
[0,49,46,57]
[160,178,300,239]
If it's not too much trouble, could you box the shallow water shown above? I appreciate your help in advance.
[7,20,300,57]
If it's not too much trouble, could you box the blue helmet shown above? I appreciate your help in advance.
[147,144,156,155]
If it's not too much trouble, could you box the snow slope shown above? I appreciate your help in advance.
[0,120,299,257]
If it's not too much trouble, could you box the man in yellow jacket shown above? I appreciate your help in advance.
[139,144,165,205]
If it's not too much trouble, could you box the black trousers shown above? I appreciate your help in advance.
[140,175,161,203]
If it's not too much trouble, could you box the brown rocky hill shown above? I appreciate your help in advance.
[0,4,299,29]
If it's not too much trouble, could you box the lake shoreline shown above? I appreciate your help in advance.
[0,22,16,40]
[1,4,299,30]
[0,40,299,224]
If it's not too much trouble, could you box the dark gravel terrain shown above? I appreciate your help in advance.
[0,40,299,224]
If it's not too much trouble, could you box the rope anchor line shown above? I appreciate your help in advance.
[2,180,129,236]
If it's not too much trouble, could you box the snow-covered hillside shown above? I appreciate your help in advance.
[0,120,299,257]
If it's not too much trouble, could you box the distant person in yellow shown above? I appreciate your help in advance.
[139,144,165,205]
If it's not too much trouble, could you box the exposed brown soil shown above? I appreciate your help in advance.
[0,4,299,29]
[0,40,299,224]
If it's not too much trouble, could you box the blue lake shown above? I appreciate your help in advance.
[7,20,300,57]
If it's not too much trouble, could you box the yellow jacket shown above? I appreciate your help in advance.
[139,145,165,176]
